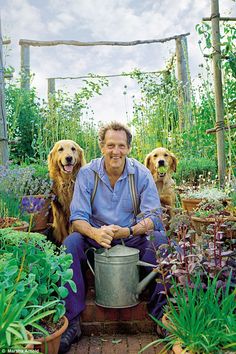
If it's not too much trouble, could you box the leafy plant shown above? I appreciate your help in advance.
[0,285,58,351]
[139,274,236,353]
[0,229,76,324]
[155,215,236,291]
[181,187,229,202]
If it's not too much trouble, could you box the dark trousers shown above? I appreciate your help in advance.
[63,231,168,321]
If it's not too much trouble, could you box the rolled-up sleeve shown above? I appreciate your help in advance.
[136,171,164,231]
[70,169,92,223]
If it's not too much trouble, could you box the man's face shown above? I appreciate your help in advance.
[101,129,131,173]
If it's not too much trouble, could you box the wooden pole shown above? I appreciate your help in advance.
[47,78,55,99]
[0,19,9,165]
[19,33,190,47]
[211,0,226,186]
[20,44,30,90]
[175,37,192,132]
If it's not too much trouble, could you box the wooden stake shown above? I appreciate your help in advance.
[175,37,192,132]
[21,44,30,90]
[0,18,9,164]
[47,78,55,99]
[211,0,226,186]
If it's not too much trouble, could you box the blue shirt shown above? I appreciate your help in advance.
[70,157,163,231]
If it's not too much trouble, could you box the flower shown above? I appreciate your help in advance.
[21,196,45,214]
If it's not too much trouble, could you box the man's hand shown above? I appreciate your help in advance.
[93,225,118,248]
[112,225,130,239]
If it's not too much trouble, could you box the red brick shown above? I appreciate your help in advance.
[81,302,96,322]
[127,335,142,353]
[81,322,103,336]
[95,305,106,321]
[104,308,120,321]
[89,336,102,354]
[136,320,156,333]
[131,302,147,320]
[119,307,132,321]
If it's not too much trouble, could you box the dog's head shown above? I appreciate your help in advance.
[48,140,86,178]
[144,147,177,180]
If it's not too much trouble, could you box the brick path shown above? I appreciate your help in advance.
[68,334,167,354]
[66,270,169,353]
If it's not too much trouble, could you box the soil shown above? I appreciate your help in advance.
[34,317,64,338]
[0,217,23,228]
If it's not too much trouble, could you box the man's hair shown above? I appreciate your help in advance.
[98,121,132,147]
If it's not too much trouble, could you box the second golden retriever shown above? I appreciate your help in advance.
[48,140,86,244]
[144,147,177,209]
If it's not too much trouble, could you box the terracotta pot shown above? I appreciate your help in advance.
[0,217,28,231]
[34,316,68,354]
[191,215,236,236]
[172,342,191,354]
[26,330,34,350]
[181,198,202,213]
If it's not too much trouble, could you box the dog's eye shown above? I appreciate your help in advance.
[164,153,168,157]
[153,154,157,157]
[71,147,76,151]
[58,147,64,152]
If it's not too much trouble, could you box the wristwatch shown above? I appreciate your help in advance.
[128,226,134,237]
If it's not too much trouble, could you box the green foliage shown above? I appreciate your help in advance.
[0,285,57,350]
[130,68,179,162]
[175,157,217,184]
[35,77,108,162]
[139,275,236,353]
[0,229,76,323]
[5,84,41,163]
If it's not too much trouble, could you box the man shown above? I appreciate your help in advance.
[59,121,168,354]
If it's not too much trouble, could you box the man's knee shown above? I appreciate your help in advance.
[63,232,84,253]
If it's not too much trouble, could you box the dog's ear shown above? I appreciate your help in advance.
[144,153,152,169]
[78,147,86,167]
[170,153,178,172]
[47,149,54,174]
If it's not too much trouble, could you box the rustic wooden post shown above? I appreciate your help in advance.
[175,36,192,132]
[47,78,55,99]
[0,19,9,165]
[20,44,30,90]
[211,0,226,186]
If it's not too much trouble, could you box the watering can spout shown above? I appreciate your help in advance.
[136,260,157,296]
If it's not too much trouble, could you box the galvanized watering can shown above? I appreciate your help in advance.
[86,244,157,308]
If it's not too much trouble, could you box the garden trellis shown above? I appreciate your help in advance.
[19,32,192,134]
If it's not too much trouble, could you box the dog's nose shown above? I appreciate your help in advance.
[158,160,165,166]
[66,156,73,163]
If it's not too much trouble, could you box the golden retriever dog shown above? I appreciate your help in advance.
[48,140,86,244]
[144,147,177,210]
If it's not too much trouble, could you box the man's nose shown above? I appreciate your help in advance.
[113,146,120,154]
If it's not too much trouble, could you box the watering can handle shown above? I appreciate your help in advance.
[85,247,97,276]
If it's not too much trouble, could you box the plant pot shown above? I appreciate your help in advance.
[0,217,28,231]
[34,316,68,354]
[26,330,34,350]
[191,215,236,236]
[172,342,191,354]
[181,198,202,213]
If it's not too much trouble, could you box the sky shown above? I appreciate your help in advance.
[1,0,236,123]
